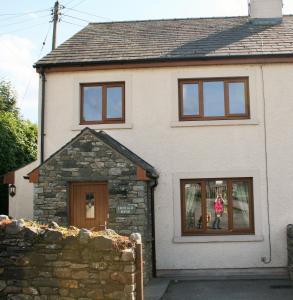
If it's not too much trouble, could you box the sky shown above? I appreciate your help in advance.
[0,0,293,123]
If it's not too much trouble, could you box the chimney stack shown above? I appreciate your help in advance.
[249,0,283,24]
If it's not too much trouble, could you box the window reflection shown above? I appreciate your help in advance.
[179,78,249,121]
[229,82,245,114]
[86,192,95,219]
[232,181,250,228]
[184,183,202,229]
[206,180,228,230]
[83,86,102,121]
[182,83,199,116]
[203,81,225,117]
[181,178,253,235]
[107,87,123,118]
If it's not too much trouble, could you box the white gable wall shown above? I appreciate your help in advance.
[40,63,293,270]
[8,161,38,219]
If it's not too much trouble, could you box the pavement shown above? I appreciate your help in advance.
[145,278,170,300]
[160,279,293,300]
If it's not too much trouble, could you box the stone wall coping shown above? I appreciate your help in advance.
[0,217,136,253]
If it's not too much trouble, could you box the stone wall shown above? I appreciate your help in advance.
[0,218,140,300]
[33,129,155,281]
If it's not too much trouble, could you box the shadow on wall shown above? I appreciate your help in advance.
[0,183,8,215]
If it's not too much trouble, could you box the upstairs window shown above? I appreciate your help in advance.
[80,82,125,124]
[181,178,254,235]
[179,77,250,121]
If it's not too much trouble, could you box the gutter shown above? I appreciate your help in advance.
[40,68,46,163]
[34,53,293,71]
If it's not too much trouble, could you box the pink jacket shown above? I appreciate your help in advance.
[214,198,224,214]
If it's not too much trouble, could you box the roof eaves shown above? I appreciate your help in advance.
[34,53,293,69]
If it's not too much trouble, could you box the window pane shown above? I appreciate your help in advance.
[83,86,102,121]
[86,192,95,219]
[107,86,123,118]
[182,83,199,116]
[203,81,225,116]
[206,180,228,230]
[229,82,246,114]
[232,181,250,228]
[184,183,202,230]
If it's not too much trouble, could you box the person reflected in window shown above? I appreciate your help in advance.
[212,194,224,229]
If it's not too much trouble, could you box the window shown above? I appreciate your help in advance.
[179,78,249,121]
[85,192,95,219]
[80,82,125,124]
[181,178,254,235]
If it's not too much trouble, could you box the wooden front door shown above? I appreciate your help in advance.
[70,182,108,230]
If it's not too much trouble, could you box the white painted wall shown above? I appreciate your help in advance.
[249,0,283,19]
[37,63,293,270]
[9,161,38,219]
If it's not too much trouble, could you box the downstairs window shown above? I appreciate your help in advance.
[181,178,254,235]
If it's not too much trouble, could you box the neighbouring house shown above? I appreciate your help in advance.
[4,0,293,279]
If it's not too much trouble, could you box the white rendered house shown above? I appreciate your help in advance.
[5,0,293,277]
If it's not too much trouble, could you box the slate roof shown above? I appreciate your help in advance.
[28,128,158,179]
[35,15,293,67]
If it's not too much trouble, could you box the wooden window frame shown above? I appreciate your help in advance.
[80,82,125,125]
[178,77,250,121]
[180,177,254,236]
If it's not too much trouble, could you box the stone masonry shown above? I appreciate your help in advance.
[32,128,158,282]
[0,218,138,299]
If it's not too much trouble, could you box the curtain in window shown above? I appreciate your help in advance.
[232,181,250,228]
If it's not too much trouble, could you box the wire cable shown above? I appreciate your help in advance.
[64,7,112,21]
[70,0,87,9]
[0,8,51,22]
[0,21,49,35]
[61,20,85,27]
[63,0,77,6]
[62,14,90,23]
[21,23,52,101]
[0,13,51,28]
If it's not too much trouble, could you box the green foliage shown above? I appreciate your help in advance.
[0,81,37,176]
[0,80,18,115]
[0,112,37,175]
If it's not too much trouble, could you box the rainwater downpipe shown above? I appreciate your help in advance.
[150,178,158,277]
[40,68,46,163]
[260,64,272,264]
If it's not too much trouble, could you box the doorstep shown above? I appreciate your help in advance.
[156,267,289,281]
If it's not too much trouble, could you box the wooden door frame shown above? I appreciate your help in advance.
[69,181,108,226]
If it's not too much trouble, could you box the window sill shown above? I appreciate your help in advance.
[173,234,264,243]
[71,123,133,131]
[170,119,259,128]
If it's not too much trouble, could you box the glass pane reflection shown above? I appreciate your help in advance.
[203,81,225,117]
[107,87,123,118]
[184,183,202,229]
[83,86,102,121]
[206,180,228,230]
[182,83,199,116]
[229,82,246,114]
[232,181,250,228]
[86,192,95,219]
